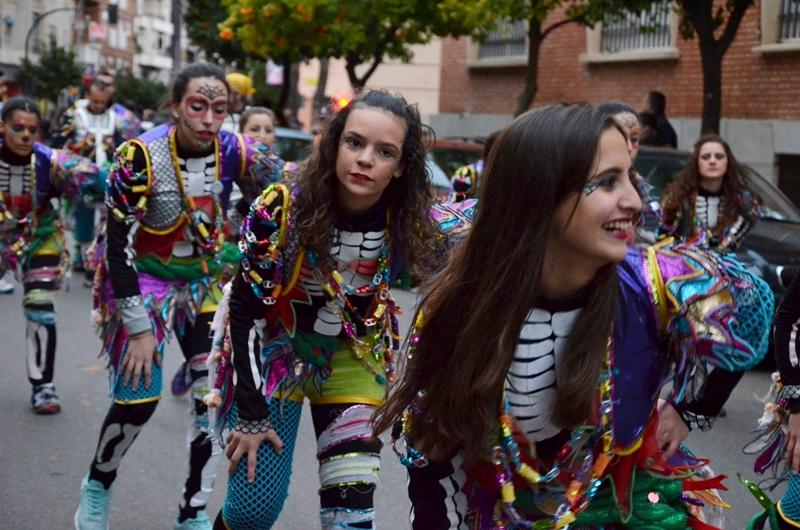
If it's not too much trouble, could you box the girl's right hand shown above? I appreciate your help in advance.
[122,331,159,390]
[226,429,283,483]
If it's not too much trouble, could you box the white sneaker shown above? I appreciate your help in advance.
[0,274,14,294]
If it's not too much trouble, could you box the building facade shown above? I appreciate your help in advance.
[0,0,75,89]
[297,39,443,131]
[432,0,800,199]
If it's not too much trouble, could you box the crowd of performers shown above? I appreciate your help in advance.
[0,59,797,530]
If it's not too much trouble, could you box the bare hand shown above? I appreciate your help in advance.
[122,331,159,391]
[656,399,689,460]
[786,413,800,473]
[226,429,283,483]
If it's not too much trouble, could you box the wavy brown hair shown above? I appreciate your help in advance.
[293,90,438,274]
[374,104,625,463]
[662,134,746,237]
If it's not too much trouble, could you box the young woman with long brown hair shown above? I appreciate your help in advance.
[659,133,760,252]
[206,89,439,529]
[375,104,773,529]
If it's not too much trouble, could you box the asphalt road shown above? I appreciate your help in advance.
[0,276,785,529]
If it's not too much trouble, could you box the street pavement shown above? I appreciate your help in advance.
[0,276,785,529]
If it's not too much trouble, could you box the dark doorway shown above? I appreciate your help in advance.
[778,154,800,208]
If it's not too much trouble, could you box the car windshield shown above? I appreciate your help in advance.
[430,144,482,177]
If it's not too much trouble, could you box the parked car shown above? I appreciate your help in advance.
[429,138,484,177]
[273,127,314,162]
[635,145,800,303]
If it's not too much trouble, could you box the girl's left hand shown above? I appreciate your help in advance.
[656,399,689,460]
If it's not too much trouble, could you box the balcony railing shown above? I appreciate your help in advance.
[781,0,800,41]
[601,1,671,53]
[478,19,526,60]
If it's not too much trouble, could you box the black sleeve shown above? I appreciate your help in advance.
[105,147,148,300]
[229,272,270,421]
[776,274,800,412]
[675,368,745,430]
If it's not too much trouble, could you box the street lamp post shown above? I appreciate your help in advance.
[24,6,78,63]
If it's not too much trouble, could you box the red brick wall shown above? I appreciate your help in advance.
[440,2,800,120]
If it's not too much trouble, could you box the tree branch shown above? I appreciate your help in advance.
[541,17,581,39]
[718,0,753,53]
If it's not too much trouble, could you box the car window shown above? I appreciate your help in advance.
[426,155,451,190]
[274,136,313,162]
[431,146,482,176]
[741,167,800,223]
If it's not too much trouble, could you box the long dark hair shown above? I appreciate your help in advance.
[374,104,624,462]
[662,134,747,236]
[171,62,229,102]
[294,90,438,273]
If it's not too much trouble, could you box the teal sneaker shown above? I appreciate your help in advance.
[74,475,111,530]
[174,511,212,530]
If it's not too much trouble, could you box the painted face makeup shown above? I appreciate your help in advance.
[172,77,229,154]
[4,110,39,157]
[552,128,642,268]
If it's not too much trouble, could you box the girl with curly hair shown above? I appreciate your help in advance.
[209,89,440,529]
[658,133,760,252]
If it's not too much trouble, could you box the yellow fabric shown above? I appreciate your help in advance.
[274,346,387,406]
[226,72,255,95]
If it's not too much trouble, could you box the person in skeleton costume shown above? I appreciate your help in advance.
[204,90,441,530]
[60,72,142,273]
[658,133,763,447]
[658,134,760,252]
[744,273,800,529]
[74,63,280,530]
[374,105,773,530]
[0,96,99,414]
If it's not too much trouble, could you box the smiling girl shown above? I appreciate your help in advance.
[0,96,98,415]
[374,104,772,529]
[74,63,280,530]
[206,90,439,529]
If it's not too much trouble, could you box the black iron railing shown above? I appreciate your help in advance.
[781,0,800,41]
[478,19,527,60]
[601,1,671,53]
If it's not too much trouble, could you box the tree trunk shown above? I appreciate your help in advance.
[170,0,181,71]
[276,58,291,127]
[312,58,329,123]
[698,45,722,134]
[514,19,544,117]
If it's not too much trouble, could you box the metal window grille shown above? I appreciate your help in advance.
[601,1,671,53]
[781,0,800,41]
[478,19,527,60]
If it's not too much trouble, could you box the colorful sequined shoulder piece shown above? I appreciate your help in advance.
[111,103,143,141]
[236,133,282,192]
[51,149,101,205]
[239,183,296,304]
[106,140,151,225]
[646,240,774,403]
[430,198,477,256]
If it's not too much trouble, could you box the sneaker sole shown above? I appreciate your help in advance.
[33,403,61,415]
[73,503,109,530]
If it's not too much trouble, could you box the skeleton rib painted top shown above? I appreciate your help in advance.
[301,227,386,337]
[507,305,582,444]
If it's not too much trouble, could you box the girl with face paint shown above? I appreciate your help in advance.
[205,90,443,530]
[74,63,281,530]
[658,134,761,253]
[372,104,773,530]
[0,96,99,415]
